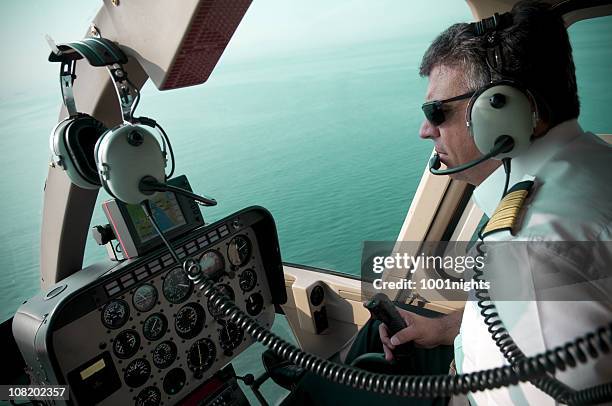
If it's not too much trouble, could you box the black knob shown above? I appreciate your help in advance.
[489,93,506,109]
[92,224,115,245]
[127,130,144,146]
[236,374,255,385]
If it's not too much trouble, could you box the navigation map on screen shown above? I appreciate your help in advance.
[126,192,187,243]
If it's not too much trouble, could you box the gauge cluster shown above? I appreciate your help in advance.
[41,209,282,406]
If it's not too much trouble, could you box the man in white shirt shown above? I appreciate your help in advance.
[282,1,611,404]
[379,0,612,404]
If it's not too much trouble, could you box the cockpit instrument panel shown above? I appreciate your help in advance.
[12,207,285,406]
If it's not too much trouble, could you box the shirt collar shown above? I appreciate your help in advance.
[473,119,584,217]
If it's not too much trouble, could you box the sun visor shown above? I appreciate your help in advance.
[92,0,252,90]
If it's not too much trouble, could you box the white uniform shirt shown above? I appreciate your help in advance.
[455,120,612,405]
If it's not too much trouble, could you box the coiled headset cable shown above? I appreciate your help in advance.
[185,260,612,401]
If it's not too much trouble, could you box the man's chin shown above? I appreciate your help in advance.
[438,157,461,174]
[438,157,478,184]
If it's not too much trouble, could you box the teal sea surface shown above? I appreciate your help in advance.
[0,12,611,329]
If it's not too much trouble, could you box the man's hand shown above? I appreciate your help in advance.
[378,308,463,361]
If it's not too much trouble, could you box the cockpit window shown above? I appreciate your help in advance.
[568,15,612,134]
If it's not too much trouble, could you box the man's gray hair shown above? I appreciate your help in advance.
[419,0,580,126]
[419,23,490,91]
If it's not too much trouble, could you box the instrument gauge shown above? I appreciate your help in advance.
[162,268,193,304]
[101,299,129,329]
[163,368,186,395]
[227,235,252,267]
[135,386,161,406]
[238,268,257,292]
[152,340,177,369]
[124,358,151,388]
[174,302,205,339]
[207,284,235,319]
[187,338,217,373]
[199,250,225,278]
[133,284,158,313]
[113,329,141,359]
[218,319,244,353]
[143,313,168,341]
[245,292,264,316]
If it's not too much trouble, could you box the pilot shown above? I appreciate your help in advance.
[281,0,612,405]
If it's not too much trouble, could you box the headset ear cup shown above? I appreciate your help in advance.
[468,82,536,159]
[62,114,107,189]
[51,115,105,189]
[95,124,166,204]
[50,117,72,166]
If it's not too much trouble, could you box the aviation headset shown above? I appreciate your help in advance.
[93,63,168,205]
[48,38,121,189]
[429,12,539,175]
[49,36,172,204]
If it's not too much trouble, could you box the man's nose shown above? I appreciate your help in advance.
[419,119,439,140]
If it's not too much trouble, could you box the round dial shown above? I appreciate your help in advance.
[113,329,140,359]
[163,368,186,395]
[310,285,325,307]
[174,302,205,339]
[199,250,225,278]
[218,320,244,352]
[245,292,264,316]
[152,340,177,369]
[238,269,257,292]
[133,284,158,313]
[207,284,235,319]
[187,338,217,373]
[101,299,129,329]
[227,235,252,267]
[124,358,151,388]
[143,313,168,341]
[162,268,193,304]
[135,386,161,406]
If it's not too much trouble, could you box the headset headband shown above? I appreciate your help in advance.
[470,12,513,36]
[48,36,137,123]
[470,12,514,77]
[48,37,127,66]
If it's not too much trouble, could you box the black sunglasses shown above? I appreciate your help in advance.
[421,90,476,126]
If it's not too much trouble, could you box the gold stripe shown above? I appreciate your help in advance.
[482,189,529,236]
[80,358,106,380]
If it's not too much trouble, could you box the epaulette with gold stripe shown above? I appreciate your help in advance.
[481,180,534,238]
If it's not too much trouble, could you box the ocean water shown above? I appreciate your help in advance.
[0,16,611,329]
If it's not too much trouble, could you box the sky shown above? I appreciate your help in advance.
[0,0,473,95]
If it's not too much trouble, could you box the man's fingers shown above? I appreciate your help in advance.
[390,325,417,346]
[382,343,394,361]
[379,323,395,349]
[397,306,414,322]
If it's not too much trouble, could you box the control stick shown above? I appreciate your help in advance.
[364,293,414,357]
